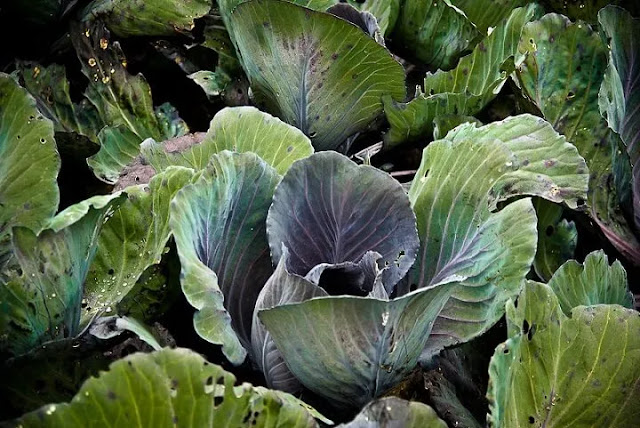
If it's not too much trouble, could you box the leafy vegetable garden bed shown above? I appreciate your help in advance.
[0,0,639,426]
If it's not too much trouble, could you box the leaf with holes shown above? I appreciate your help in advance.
[142,107,313,175]
[0,193,124,356]
[80,0,210,37]
[488,281,640,427]
[83,167,195,326]
[383,4,542,147]
[0,73,60,270]
[14,347,326,427]
[516,12,640,264]
[546,250,633,314]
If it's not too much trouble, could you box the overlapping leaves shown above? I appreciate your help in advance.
[383,3,542,147]
[15,348,326,427]
[488,281,640,427]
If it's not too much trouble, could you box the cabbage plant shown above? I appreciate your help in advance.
[1,0,639,426]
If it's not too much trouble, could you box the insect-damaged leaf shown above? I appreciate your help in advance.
[408,115,587,361]
[0,74,60,270]
[516,12,640,264]
[226,0,405,150]
[488,282,640,427]
[0,194,124,356]
[15,348,325,427]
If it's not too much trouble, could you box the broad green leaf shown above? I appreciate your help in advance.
[16,348,323,427]
[83,167,195,325]
[516,13,640,263]
[86,126,142,184]
[547,250,633,315]
[339,397,447,427]
[450,0,527,33]
[218,0,398,35]
[533,198,577,282]
[227,0,405,150]
[391,0,481,70]
[384,4,541,147]
[143,107,313,175]
[488,282,640,427]
[442,115,589,209]
[408,115,587,360]
[0,73,60,268]
[18,62,102,141]
[170,152,280,364]
[0,194,124,356]
[259,282,454,407]
[81,0,210,37]
[598,6,640,166]
[267,152,419,290]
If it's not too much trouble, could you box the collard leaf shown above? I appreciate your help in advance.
[488,282,640,427]
[384,4,541,147]
[170,151,280,364]
[83,167,195,325]
[391,0,481,70]
[339,397,447,428]
[547,250,633,314]
[0,73,60,268]
[533,198,577,282]
[16,348,323,427]
[259,282,454,407]
[227,0,406,150]
[143,107,313,175]
[81,0,210,37]
[449,0,527,33]
[408,115,587,360]
[0,194,124,356]
[516,13,640,263]
[267,151,419,290]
